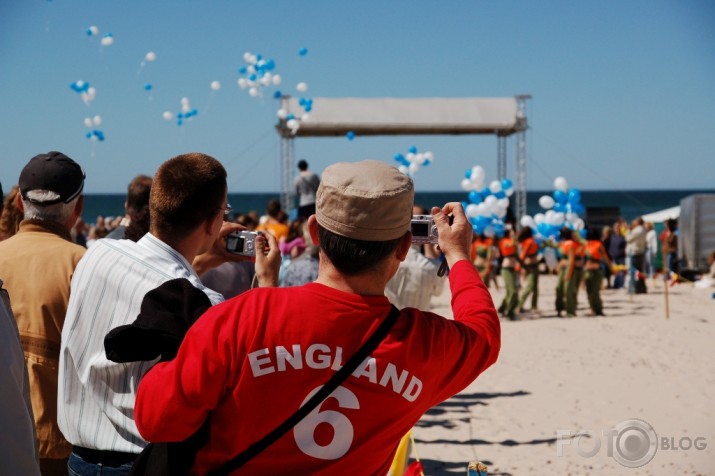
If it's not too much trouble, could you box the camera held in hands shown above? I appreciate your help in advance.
[226,230,258,257]
[411,215,439,244]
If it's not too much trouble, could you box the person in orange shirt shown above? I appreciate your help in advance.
[256,198,289,242]
[516,227,540,315]
[555,228,582,317]
[498,227,518,320]
[471,234,499,289]
[584,227,614,316]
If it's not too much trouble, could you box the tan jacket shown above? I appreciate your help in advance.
[0,219,85,460]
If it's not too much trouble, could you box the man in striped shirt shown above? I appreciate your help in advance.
[58,153,280,475]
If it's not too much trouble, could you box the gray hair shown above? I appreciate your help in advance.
[21,190,78,224]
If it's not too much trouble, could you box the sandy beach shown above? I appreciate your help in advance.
[412,273,715,475]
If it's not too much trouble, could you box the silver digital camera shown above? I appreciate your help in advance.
[411,215,439,244]
[226,230,258,256]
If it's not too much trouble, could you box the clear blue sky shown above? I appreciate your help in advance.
[1,0,714,194]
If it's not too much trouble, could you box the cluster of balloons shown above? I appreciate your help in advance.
[85,26,114,46]
[520,176,586,241]
[69,80,96,105]
[162,97,198,126]
[237,52,281,98]
[461,165,514,237]
[83,115,104,141]
[276,84,314,135]
[393,146,433,176]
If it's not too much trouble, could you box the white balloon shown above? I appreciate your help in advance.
[271,74,282,86]
[497,198,510,209]
[489,180,502,194]
[398,165,409,175]
[301,113,310,122]
[520,215,536,229]
[83,117,93,128]
[88,26,99,36]
[553,176,569,192]
[505,187,515,197]
[246,65,256,74]
[100,35,114,46]
[276,108,288,119]
[551,212,565,225]
[286,118,299,129]
[248,87,258,97]
[260,76,271,86]
[476,203,490,217]
[574,218,585,230]
[471,165,485,179]
[210,81,221,91]
[237,78,248,89]
[92,115,102,126]
[408,162,419,174]
[296,82,308,93]
[181,97,190,106]
[145,51,156,62]
[470,177,484,190]
[484,195,497,208]
[162,111,173,121]
[538,195,555,209]
[483,225,495,238]
[405,152,416,163]
[181,103,190,113]
[460,178,472,191]
[243,52,253,63]
[534,213,546,225]
[465,204,480,218]
[424,151,434,161]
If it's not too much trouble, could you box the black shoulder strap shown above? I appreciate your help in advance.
[209,305,400,475]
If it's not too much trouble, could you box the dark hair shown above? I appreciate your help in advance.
[287,218,305,242]
[150,152,227,237]
[266,199,282,219]
[666,218,677,232]
[517,226,533,242]
[297,160,308,171]
[125,206,150,242]
[560,227,573,241]
[317,224,400,276]
[126,175,152,216]
[585,227,600,241]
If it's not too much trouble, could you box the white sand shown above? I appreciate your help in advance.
[412,274,715,475]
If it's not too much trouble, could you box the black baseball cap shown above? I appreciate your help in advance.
[19,151,85,205]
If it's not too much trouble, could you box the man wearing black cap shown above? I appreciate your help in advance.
[0,151,87,475]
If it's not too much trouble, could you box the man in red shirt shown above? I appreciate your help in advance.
[135,160,501,475]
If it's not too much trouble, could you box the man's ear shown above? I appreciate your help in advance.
[307,215,320,245]
[15,193,24,212]
[396,232,412,261]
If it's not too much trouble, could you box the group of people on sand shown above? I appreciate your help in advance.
[469,214,678,320]
[0,151,500,475]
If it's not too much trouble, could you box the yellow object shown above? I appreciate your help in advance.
[389,430,413,476]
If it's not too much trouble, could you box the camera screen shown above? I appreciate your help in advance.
[411,222,429,237]
[227,235,245,252]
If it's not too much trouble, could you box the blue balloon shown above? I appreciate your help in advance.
[408,146,418,154]
[495,191,506,199]
[286,113,295,120]
[465,169,472,179]
[248,74,257,81]
[501,178,513,190]
[299,47,308,56]
[273,90,282,99]
[481,187,491,198]
[553,202,567,213]
[144,83,152,91]
[468,190,481,204]
[238,66,247,74]
[553,189,567,204]
[85,132,92,139]
[265,59,275,70]
[579,229,587,239]
[346,131,355,140]
[572,203,585,214]
[568,188,582,204]
[476,216,490,228]
[304,104,312,112]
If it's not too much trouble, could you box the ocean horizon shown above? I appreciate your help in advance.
[79,189,713,226]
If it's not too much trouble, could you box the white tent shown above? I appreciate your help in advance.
[642,206,680,223]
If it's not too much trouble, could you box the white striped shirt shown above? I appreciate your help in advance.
[58,233,223,453]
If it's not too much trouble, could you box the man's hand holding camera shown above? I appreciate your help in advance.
[432,202,472,269]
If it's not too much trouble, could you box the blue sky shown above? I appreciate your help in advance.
[1,0,713,194]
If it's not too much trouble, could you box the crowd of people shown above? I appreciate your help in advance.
[0,153,500,475]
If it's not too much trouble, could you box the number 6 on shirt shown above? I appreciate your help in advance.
[294,386,360,460]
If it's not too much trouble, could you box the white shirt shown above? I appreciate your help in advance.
[385,246,445,310]
[58,233,223,453]
[0,282,40,476]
